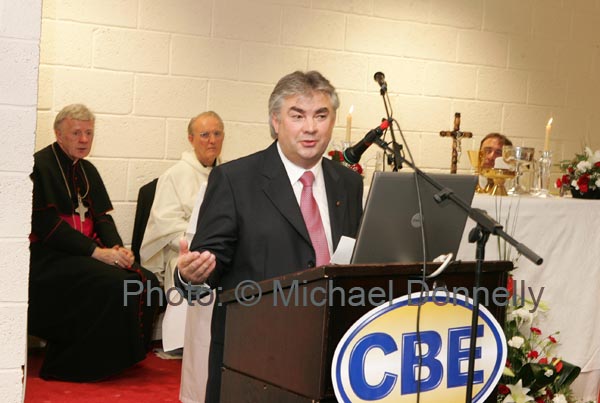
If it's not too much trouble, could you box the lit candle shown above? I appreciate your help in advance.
[544,117,553,151]
[345,105,354,142]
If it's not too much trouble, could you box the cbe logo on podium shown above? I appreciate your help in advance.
[331,292,507,403]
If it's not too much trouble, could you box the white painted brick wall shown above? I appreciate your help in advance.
[308,50,368,91]
[208,81,273,123]
[314,0,371,15]
[87,158,130,201]
[0,173,34,239]
[477,68,528,103]
[372,0,430,22]
[423,63,477,99]
[213,0,282,43]
[36,66,54,110]
[139,0,212,36]
[429,0,484,29]
[93,28,170,74]
[125,160,175,201]
[92,115,166,158]
[281,7,346,50]
[483,0,533,35]
[508,37,556,72]
[55,0,138,28]
[165,118,192,159]
[527,72,567,107]
[53,68,134,114]
[240,43,308,84]
[40,20,94,67]
[1,0,42,400]
[0,306,28,369]
[367,57,426,95]
[134,75,207,118]
[171,36,240,80]
[457,30,508,67]
[0,108,37,172]
[0,40,41,106]
[0,369,23,403]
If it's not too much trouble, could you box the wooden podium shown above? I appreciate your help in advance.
[219,261,512,403]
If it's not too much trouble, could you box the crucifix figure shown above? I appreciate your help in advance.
[439,112,472,174]
[76,194,88,223]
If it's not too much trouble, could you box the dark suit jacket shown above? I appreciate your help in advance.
[187,141,363,402]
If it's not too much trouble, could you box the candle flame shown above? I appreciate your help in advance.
[349,105,354,115]
[547,117,553,127]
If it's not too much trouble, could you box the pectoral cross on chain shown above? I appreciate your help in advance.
[439,112,473,174]
[76,194,88,223]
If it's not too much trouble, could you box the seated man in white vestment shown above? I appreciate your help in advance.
[140,111,224,291]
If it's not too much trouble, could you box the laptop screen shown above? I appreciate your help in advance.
[351,171,477,264]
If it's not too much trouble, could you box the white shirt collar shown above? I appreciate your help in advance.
[276,141,324,185]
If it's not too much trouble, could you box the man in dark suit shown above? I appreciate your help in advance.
[176,70,363,402]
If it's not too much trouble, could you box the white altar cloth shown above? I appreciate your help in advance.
[458,194,600,402]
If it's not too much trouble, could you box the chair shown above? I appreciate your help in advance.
[131,178,158,263]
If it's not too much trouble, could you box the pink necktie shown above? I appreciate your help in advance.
[299,171,330,267]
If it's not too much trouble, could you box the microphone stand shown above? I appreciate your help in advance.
[377,82,402,172]
[372,136,543,403]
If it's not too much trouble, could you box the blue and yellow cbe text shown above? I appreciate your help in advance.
[332,292,506,403]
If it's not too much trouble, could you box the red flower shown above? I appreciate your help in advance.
[548,335,557,343]
[350,163,363,175]
[562,174,570,184]
[577,174,590,193]
[498,384,510,395]
[555,360,563,373]
[328,150,344,162]
[595,161,600,168]
[527,350,539,359]
[535,397,545,403]
[568,167,574,174]
[539,357,548,364]
[555,178,562,188]
[507,276,514,297]
[530,327,542,335]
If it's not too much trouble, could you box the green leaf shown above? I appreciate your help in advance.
[554,361,581,390]
[518,363,557,391]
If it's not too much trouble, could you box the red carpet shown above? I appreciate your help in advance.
[25,348,182,402]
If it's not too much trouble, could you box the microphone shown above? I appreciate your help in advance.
[373,71,387,93]
[342,120,390,164]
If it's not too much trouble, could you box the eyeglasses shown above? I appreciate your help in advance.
[195,131,224,140]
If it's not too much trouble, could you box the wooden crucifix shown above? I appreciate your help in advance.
[439,112,472,174]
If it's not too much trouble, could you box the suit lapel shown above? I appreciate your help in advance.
[260,143,312,246]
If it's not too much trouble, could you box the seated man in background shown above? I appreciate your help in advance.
[28,104,159,382]
[479,132,513,170]
[478,132,513,191]
[140,111,224,292]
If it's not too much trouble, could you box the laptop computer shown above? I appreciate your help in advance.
[351,171,477,264]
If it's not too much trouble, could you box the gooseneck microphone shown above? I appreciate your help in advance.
[342,120,390,164]
[373,71,387,94]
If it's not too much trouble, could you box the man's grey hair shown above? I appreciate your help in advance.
[268,71,340,139]
[54,104,95,131]
[187,111,224,136]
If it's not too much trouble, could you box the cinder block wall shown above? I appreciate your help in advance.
[36,0,600,244]
[0,1,43,401]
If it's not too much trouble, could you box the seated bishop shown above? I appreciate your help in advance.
[28,104,160,382]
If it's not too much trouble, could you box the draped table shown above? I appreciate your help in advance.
[457,194,600,401]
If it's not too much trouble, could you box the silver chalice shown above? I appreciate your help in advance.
[502,146,535,195]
